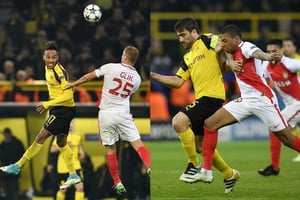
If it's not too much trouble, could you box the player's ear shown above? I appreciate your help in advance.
[191,29,198,38]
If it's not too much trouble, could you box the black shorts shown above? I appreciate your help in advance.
[44,106,76,136]
[180,96,224,136]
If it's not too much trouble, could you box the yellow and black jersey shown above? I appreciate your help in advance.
[43,63,75,109]
[176,33,225,100]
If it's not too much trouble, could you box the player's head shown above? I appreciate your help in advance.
[2,128,13,140]
[282,37,298,58]
[122,46,139,66]
[43,41,59,69]
[219,24,242,53]
[266,39,283,54]
[174,17,200,49]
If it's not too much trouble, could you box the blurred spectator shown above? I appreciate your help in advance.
[90,24,111,63]
[2,60,15,81]
[67,12,94,51]
[105,7,128,39]
[0,28,13,59]
[0,45,15,67]
[54,26,72,50]
[0,128,25,200]
[73,44,97,79]
[282,37,300,59]
[13,70,32,102]
[0,72,10,102]
[3,9,25,50]
[36,3,57,39]
[150,39,172,73]
[98,47,117,66]
[15,46,37,71]
[0,72,5,81]
[24,65,36,81]
[32,30,48,57]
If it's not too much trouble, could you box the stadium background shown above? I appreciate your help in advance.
[0,0,149,200]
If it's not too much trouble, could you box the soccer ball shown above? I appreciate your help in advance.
[83,4,102,22]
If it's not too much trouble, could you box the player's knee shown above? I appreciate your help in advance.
[204,118,214,129]
[172,114,188,132]
[276,131,294,147]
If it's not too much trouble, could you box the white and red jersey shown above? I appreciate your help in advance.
[95,63,141,112]
[263,56,300,105]
[233,41,275,98]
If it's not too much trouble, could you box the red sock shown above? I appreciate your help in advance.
[269,132,281,170]
[203,127,218,170]
[137,146,150,169]
[292,137,300,152]
[106,153,121,185]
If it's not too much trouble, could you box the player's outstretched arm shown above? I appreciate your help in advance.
[150,72,184,88]
[68,71,97,89]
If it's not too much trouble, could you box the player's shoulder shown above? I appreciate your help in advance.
[282,55,300,66]
[101,62,118,68]
[200,33,218,48]
[52,63,66,76]
[97,63,118,71]
[294,53,300,60]
[242,41,257,48]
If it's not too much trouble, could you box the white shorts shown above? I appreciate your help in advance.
[98,110,141,145]
[281,100,300,128]
[224,95,288,132]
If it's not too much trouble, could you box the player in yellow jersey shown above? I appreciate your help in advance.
[151,17,240,193]
[51,120,85,200]
[283,37,300,60]
[0,41,80,190]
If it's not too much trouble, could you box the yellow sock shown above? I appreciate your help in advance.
[75,191,85,200]
[16,142,43,167]
[59,145,76,174]
[213,149,233,179]
[56,191,65,200]
[178,128,199,166]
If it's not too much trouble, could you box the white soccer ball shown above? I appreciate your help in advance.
[83,4,102,22]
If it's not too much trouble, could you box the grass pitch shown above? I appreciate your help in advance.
[151,140,300,200]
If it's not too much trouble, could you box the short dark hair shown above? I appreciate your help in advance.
[220,24,242,38]
[3,128,12,134]
[45,41,58,51]
[283,37,298,48]
[266,39,283,48]
[174,17,200,33]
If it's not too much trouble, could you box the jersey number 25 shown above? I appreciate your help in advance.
[109,77,134,98]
